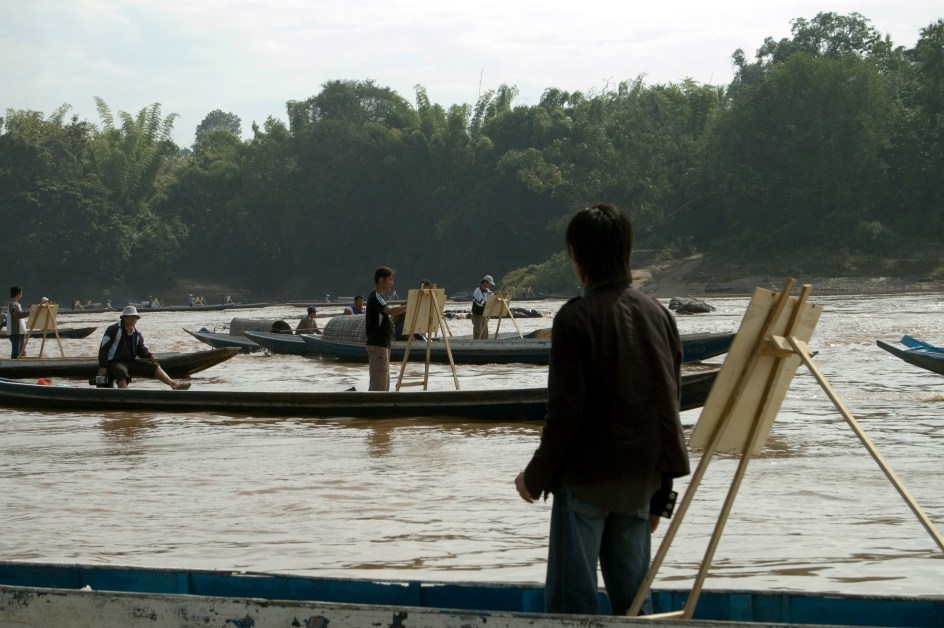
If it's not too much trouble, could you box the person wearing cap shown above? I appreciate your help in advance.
[96,306,191,390]
[471,275,495,340]
[296,306,322,335]
[343,295,366,315]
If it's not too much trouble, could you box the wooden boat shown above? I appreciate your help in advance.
[876,336,944,376]
[184,328,263,353]
[0,370,718,420]
[0,347,241,379]
[243,330,312,355]
[285,330,735,365]
[1,326,97,339]
[900,334,944,353]
[0,561,940,627]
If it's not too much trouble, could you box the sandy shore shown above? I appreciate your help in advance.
[634,256,944,298]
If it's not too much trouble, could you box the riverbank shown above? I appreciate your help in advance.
[635,254,944,298]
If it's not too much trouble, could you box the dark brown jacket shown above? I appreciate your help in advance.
[523,280,690,512]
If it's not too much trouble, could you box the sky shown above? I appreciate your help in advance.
[2,0,941,148]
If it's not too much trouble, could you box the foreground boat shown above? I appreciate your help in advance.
[0,561,940,628]
[262,330,735,364]
[0,347,241,379]
[876,336,944,376]
[0,370,717,420]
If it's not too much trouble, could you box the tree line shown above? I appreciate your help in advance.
[1,12,941,303]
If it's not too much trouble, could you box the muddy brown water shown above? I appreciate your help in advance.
[1,293,941,596]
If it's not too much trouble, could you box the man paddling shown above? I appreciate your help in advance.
[97,306,191,390]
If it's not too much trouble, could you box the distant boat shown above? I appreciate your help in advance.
[0,347,241,379]
[263,330,735,365]
[1,326,97,339]
[876,335,944,376]
[0,560,940,627]
[184,329,264,353]
[243,330,312,355]
[0,370,718,419]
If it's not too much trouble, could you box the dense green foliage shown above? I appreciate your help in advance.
[1,13,941,303]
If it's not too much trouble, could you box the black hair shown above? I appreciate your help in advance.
[10,285,22,298]
[374,266,394,283]
[565,203,633,285]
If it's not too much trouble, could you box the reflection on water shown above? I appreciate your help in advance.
[0,294,942,596]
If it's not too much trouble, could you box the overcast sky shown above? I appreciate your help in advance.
[2,0,940,147]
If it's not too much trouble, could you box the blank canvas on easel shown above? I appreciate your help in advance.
[482,294,508,318]
[27,303,60,332]
[689,287,822,455]
[401,288,446,335]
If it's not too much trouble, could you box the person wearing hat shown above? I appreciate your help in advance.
[471,275,495,340]
[96,306,191,390]
[296,306,322,335]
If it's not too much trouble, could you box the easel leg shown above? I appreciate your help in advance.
[789,336,944,554]
[395,299,423,391]
[629,279,799,617]
[430,292,459,390]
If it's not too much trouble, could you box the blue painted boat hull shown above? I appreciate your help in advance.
[289,331,735,365]
[0,561,941,627]
[876,338,944,376]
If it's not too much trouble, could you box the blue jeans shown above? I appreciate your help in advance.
[9,334,24,359]
[545,487,652,616]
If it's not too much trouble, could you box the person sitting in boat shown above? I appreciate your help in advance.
[343,295,366,315]
[96,306,191,390]
[296,306,322,335]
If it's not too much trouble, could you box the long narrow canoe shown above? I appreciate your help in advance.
[0,347,241,379]
[243,330,311,355]
[876,338,944,376]
[1,326,97,339]
[185,328,263,353]
[286,331,735,365]
[900,334,944,354]
[0,369,718,420]
[1,561,941,627]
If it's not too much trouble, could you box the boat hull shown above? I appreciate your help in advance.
[288,331,735,365]
[1,326,97,340]
[876,339,944,376]
[185,329,263,353]
[0,370,718,420]
[0,347,241,379]
[0,561,941,627]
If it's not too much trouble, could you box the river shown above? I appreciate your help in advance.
[1,290,941,597]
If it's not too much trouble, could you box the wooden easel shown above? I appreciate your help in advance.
[395,286,459,391]
[483,291,522,339]
[629,278,944,619]
[25,302,65,358]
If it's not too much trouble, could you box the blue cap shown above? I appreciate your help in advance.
[307,306,317,314]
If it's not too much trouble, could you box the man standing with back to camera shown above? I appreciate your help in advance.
[515,203,689,616]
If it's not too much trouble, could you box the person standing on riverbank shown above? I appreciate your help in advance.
[514,204,689,616]
[366,267,407,391]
